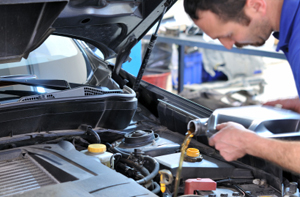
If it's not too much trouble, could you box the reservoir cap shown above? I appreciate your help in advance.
[88,144,106,153]
[186,148,200,157]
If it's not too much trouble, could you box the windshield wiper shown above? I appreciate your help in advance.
[0,78,71,90]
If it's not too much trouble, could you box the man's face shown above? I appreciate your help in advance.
[193,10,272,49]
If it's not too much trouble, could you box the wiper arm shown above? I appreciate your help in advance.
[0,78,71,90]
[0,90,41,97]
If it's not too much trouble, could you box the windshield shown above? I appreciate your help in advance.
[0,35,89,99]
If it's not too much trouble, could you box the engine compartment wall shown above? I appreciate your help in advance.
[0,96,137,137]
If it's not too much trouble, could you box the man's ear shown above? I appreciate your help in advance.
[245,0,267,15]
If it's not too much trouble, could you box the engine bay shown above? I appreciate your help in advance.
[0,95,299,197]
[0,126,281,197]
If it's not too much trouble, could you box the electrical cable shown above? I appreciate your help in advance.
[216,178,253,197]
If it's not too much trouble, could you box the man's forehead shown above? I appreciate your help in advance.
[194,10,224,28]
[196,10,223,23]
[193,15,219,39]
[193,10,234,40]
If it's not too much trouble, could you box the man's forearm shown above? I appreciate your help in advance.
[246,134,300,174]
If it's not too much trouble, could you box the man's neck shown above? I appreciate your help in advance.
[267,0,284,31]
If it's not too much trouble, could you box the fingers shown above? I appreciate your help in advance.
[263,97,300,110]
[209,122,230,146]
[216,122,245,131]
[216,122,228,130]
[263,99,282,106]
[208,137,215,146]
[214,140,246,161]
[208,122,248,161]
[219,149,245,161]
[210,135,246,161]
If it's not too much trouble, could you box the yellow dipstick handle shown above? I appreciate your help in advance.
[160,183,166,193]
[159,169,173,193]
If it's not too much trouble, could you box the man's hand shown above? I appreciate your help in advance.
[209,122,256,161]
[208,121,300,174]
[264,97,300,113]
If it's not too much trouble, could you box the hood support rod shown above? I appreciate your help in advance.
[133,3,169,92]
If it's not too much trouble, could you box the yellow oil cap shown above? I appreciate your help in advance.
[186,148,200,157]
[88,144,106,153]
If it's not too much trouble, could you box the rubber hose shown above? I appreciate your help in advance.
[216,178,254,185]
[111,153,122,168]
[119,158,152,188]
[136,156,160,185]
[119,158,150,177]
[119,156,160,185]
[111,147,160,185]
[87,128,101,143]
[111,147,130,158]
[151,181,161,194]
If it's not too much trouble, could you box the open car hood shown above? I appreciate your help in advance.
[0,0,175,68]
[0,1,299,197]
[0,0,68,63]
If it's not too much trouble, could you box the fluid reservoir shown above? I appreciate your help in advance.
[184,148,203,162]
[81,144,113,167]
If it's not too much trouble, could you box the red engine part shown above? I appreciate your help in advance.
[184,178,217,195]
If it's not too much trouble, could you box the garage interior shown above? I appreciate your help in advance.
[123,0,298,111]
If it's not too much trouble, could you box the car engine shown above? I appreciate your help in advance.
[0,88,299,197]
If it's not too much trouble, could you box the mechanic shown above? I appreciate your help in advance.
[183,0,300,174]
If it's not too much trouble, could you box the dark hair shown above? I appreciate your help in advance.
[184,0,250,25]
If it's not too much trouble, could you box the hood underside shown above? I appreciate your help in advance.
[0,0,175,65]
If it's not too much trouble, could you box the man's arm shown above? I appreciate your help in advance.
[209,122,300,174]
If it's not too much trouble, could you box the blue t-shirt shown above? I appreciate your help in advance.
[274,0,300,95]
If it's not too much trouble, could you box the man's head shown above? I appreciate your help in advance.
[184,0,250,25]
[184,0,273,49]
